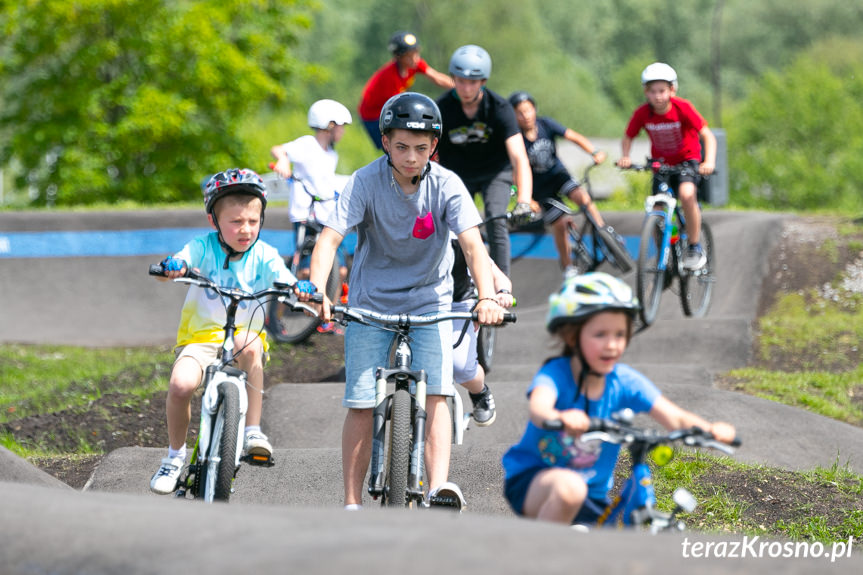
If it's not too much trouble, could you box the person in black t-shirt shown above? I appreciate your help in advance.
[509,91,624,279]
[436,45,533,277]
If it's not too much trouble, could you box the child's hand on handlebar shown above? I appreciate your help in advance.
[559,408,591,438]
[494,291,515,309]
[708,421,736,444]
[475,297,506,326]
[160,256,187,279]
[616,156,632,169]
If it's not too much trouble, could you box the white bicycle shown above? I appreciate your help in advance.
[150,263,315,502]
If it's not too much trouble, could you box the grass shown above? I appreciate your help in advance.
[0,343,172,426]
[650,453,863,547]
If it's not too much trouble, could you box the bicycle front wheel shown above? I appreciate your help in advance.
[384,388,412,508]
[476,325,495,374]
[680,220,715,318]
[637,213,666,326]
[202,381,240,502]
[266,254,340,344]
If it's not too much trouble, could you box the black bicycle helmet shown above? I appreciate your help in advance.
[508,91,535,108]
[379,92,443,139]
[388,31,420,56]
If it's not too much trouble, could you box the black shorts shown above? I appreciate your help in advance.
[652,159,701,195]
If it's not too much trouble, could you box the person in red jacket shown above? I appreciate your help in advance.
[358,31,453,149]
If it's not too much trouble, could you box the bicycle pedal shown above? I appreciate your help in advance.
[428,494,463,511]
[241,453,275,467]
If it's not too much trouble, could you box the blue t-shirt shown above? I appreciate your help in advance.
[502,358,660,500]
[523,116,573,201]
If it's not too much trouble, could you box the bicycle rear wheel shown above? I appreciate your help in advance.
[201,381,240,502]
[680,220,715,318]
[637,213,666,326]
[568,221,595,274]
[476,325,495,374]
[595,225,633,274]
[266,254,340,344]
[383,388,412,508]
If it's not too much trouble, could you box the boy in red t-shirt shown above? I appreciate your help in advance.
[617,63,716,270]
[358,31,453,149]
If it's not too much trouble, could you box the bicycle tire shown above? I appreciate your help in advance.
[568,221,595,274]
[595,225,633,274]
[384,388,412,508]
[266,254,340,344]
[202,381,240,502]
[476,324,495,374]
[637,213,666,326]
[680,220,715,318]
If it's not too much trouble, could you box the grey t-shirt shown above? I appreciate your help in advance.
[327,156,482,314]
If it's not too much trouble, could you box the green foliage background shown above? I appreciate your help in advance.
[2,0,863,211]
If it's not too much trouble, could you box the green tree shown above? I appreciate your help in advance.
[728,38,863,212]
[0,0,315,206]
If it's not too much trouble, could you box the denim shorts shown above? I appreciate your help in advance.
[343,316,454,409]
[451,299,479,385]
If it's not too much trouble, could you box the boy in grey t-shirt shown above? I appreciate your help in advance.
[301,92,506,509]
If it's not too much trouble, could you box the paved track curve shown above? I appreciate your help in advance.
[1,209,861,573]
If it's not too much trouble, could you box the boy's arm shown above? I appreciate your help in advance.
[423,65,455,89]
[306,226,344,321]
[563,129,605,164]
[270,144,293,179]
[458,227,504,325]
[698,126,717,175]
[617,135,634,168]
[490,260,515,308]
[505,133,533,204]
[529,385,590,437]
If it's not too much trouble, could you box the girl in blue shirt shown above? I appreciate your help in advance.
[502,272,735,525]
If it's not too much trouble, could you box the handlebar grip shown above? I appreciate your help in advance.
[268,162,276,170]
[503,312,517,323]
[730,436,742,447]
[149,264,166,276]
[541,419,564,431]
[310,293,324,304]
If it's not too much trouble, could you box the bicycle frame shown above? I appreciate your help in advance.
[643,186,685,277]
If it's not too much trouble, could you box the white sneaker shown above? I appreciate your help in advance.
[683,244,707,270]
[149,456,184,495]
[428,481,466,511]
[244,430,273,457]
[564,265,579,279]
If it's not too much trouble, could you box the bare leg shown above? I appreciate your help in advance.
[551,216,572,270]
[521,467,588,525]
[166,357,203,451]
[236,331,265,426]
[342,408,373,506]
[678,182,701,244]
[424,396,452,492]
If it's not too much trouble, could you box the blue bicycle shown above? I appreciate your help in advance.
[625,160,715,326]
[544,409,739,532]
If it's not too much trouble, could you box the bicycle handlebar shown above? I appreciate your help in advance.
[268,162,337,202]
[330,304,516,328]
[149,263,323,307]
[541,416,739,455]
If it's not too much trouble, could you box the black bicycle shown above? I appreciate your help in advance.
[265,176,343,343]
[544,162,633,276]
[622,160,716,326]
[331,304,516,508]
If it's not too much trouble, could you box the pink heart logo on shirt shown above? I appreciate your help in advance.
[412,212,435,240]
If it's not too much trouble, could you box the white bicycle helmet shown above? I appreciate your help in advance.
[308,99,353,130]
[546,272,639,332]
[641,62,678,89]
